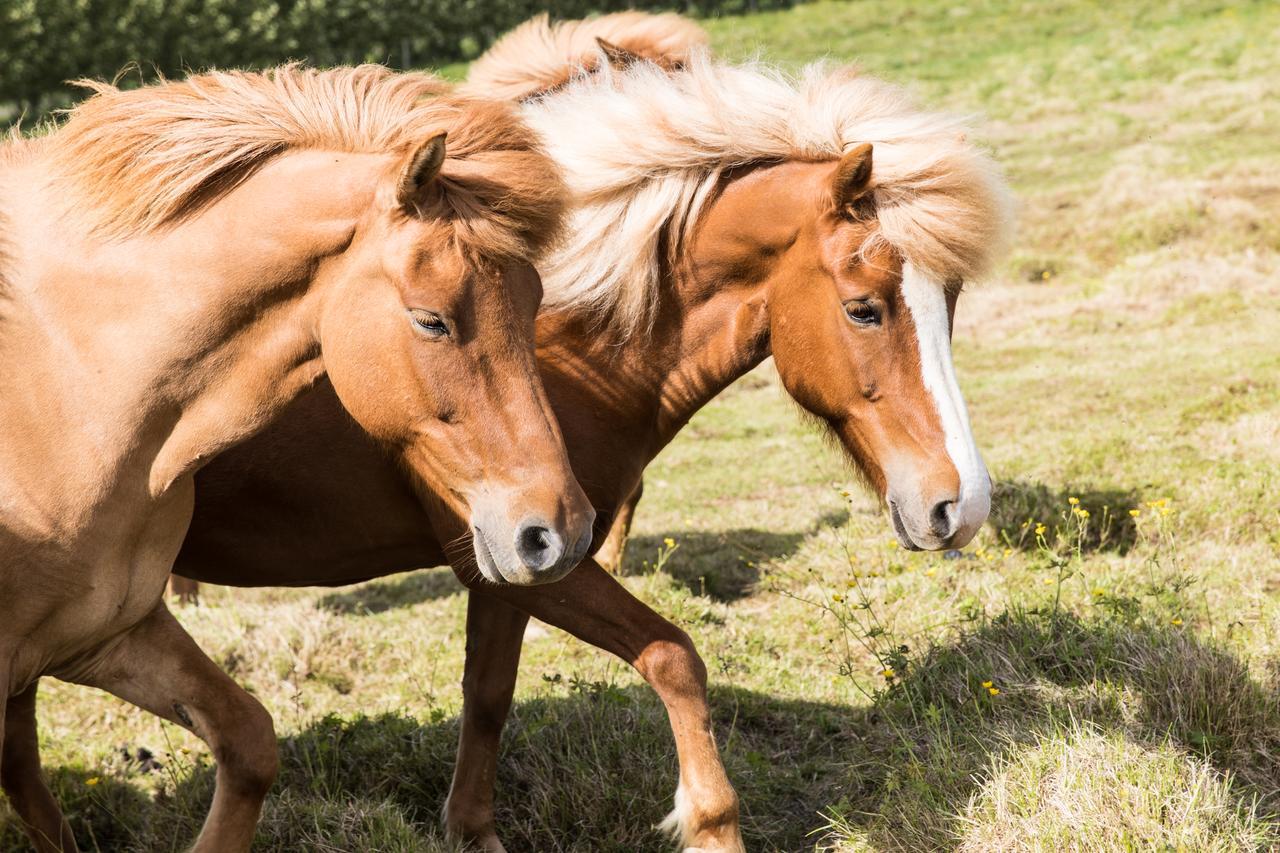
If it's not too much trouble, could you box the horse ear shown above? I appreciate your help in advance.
[596,37,644,69]
[831,143,874,207]
[397,132,447,208]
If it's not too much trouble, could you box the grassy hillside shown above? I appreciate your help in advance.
[4,1,1279,850]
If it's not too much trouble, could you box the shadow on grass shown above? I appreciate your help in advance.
[824,609,1280,849]
[0,766,155,853]
[12,610,1277,852]
[623,509,849,602]
[989,479,1144,554]
[317,566,461,615]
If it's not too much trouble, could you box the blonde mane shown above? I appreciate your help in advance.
[464,12,708,102]
[520,53,1014,333]
[43,65,564,260]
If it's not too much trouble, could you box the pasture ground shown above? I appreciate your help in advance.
[4,0,1279,850]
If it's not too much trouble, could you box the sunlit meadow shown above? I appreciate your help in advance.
[3,1,1278,850]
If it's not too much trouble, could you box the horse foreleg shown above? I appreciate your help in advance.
[594,477,644,573]
[1,681,77,852]
[485,559,743,852]
[442,593,528,853]
[74,603,276,853]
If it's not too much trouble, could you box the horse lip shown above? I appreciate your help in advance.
[471,526,503,582]
[889,501,923,551]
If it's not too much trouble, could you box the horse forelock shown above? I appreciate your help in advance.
[523,52,1015,335]
[426,96,566,263]
[42,65,565,263]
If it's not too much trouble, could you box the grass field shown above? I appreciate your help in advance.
[4,0,1279,850]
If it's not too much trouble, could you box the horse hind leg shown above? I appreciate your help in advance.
[594,477,644,573]
[73,603,277,853]
[1,681,78,852]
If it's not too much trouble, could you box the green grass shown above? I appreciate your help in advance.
[5,1,1280,850]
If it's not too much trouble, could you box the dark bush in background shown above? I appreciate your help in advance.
[0,0,795,119]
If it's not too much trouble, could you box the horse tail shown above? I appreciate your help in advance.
[463,11,708,102]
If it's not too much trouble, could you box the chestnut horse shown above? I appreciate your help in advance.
[0,65,595,852]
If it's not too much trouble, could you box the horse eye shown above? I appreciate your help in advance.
[843,299,881,327]
[409,309,450,339]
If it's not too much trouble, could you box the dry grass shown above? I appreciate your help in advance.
[957,724,1271,852]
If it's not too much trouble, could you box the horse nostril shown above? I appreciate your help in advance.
[929,500,957,540]
[515,521,563,572]
[521,525,550,553]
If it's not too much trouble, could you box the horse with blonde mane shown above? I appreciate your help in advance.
[159,16,1013,851]
[0,65,596,851]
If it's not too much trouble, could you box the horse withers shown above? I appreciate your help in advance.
[0,65,592,852]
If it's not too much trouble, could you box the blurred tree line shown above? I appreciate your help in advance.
[0,0,794,117]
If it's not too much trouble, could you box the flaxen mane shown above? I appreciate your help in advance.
[45,65,564,261]
[517,54,1014,333]
[464,12,707,101]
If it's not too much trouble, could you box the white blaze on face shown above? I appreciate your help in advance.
[899,263,991,546]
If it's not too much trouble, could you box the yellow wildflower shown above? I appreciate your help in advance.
[1093,588,1105,596]
[86,777,100,786]
[981,680,993,688]
[1079,509,1090,519]
[1129,509,1140,517]
[1171,617,1183,626]
[663,537,675,548]
[925,568,936,577]
[988,687,1001,696]
[1068,496,1079,505]
[881,667,895,679]
[1003,548,1013,557]
[1034,524,1046,536]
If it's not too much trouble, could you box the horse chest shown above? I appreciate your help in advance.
[0,480,193,680]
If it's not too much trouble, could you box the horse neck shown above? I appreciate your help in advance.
[535,176,779,508]
[1,149,382,513]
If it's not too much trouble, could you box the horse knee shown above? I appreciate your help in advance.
[211,697,278,799]
[637,628,707,698]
